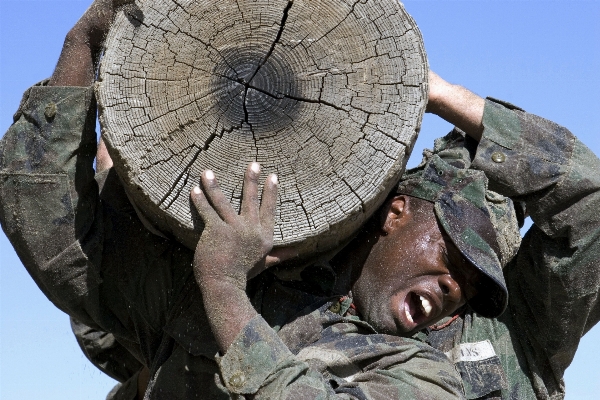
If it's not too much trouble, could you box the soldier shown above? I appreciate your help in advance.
[1,1,599,400]
[0,1,463,398]
[188,68,600,399]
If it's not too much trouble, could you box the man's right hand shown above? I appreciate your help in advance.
[49,0,134,86]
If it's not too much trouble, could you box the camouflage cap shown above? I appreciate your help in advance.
[396,155,519,318]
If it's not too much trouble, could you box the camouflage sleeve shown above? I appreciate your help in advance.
[0,83,102,320]
[218,316,465,399]
[71,317,143,383]
[471,98,600,385]
[105,370,140,400]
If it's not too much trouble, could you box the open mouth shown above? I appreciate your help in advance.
[404,292,434,326]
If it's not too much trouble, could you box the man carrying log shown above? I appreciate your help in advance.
[1,1,599,399]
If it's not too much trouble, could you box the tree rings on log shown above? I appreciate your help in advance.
[97,0,428,255]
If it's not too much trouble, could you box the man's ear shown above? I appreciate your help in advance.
[382,195,408,234]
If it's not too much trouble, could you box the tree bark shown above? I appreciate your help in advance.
[96,0,428,255]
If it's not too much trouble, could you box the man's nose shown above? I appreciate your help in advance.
[438,274,463,304]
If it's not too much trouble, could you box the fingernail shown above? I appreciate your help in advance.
[193,186,201,194]
[270,174,278,184]
[251,162,261,174]
[205,170,215,180]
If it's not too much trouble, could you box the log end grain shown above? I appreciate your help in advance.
[97,0,428,255]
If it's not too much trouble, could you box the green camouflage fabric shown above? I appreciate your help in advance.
[0,83,195,394]
[70,316,143,383]
[0,84,465,399]
[2,82,600,400]
[214,288,464,399]
[70,317,143,399]
[408,98,600,399]
[396,153,521,318]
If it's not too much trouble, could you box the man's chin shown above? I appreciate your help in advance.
[393,324,420,337]
[366,315,415,337]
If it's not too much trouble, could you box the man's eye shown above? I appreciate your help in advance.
[440,245,452,267]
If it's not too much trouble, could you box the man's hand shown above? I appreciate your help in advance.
[190,163,278,352]
[191,163,279,290]
[426,70,485,141]
[49,0,134,86]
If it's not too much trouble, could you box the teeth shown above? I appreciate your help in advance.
[405,302,414,323]
[419,296,433,317]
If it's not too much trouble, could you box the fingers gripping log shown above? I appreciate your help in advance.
[96,0,428,255]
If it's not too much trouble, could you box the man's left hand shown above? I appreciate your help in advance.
[191,163,279,290]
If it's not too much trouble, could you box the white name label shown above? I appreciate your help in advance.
[445,340,497,363]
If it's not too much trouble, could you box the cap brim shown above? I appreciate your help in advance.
[434,193,508,319]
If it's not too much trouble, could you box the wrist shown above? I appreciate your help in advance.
[426,76,485,141]
[196,273,247,292]
[426,76,454,115]
[199,277,257,352]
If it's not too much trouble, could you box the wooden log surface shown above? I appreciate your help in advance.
[97,0,428,255]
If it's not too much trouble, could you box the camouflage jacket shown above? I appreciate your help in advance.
[0,83,464,399]
[2,83,599,400]
[407,98,600,400]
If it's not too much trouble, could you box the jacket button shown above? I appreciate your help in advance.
[329,302,341,314]
[491,152,506,163]
[45,102,57,120]
[229,372,246,388]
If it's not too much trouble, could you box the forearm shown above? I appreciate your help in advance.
[200,279,258,352]
[1,0,120,176]
[49,0,125,87]
[427,71,485,141]
[472,98,600,379]
[48,27,97,87]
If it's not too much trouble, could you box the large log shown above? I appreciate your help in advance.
[97,0,428,255]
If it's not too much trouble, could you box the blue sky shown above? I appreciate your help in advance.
[1,1,599,399]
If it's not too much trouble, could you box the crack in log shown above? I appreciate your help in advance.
[242,90,250,125]
[141,142,196,174]
[234,77,380,119]
[294,182,314,230]
[242,82,349,114]
[175,25,241,80]
[236,0,293,135]
[159,116,245,207]
[247,0,294,84]
[306,0,361,47]
[284,93,347,113]
[166,169,191,209]
[158,145,200,207]
[340,176,366,214]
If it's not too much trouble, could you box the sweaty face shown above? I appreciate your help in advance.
[351,196,478,336]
